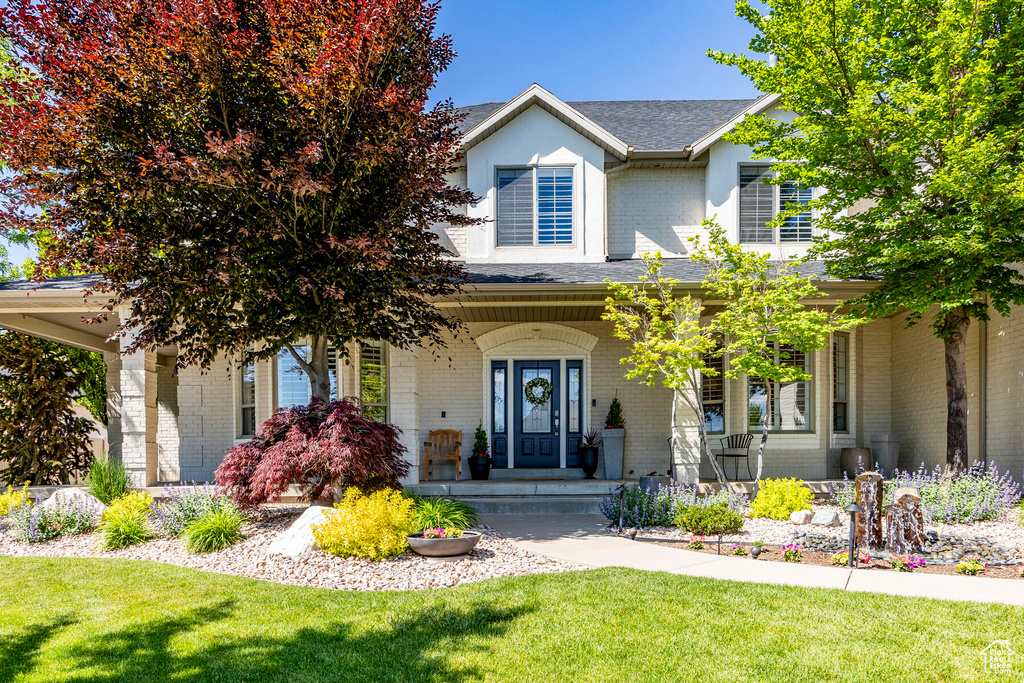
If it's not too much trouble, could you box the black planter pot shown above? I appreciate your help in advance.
[579,446,599,479]
[468,456,491,480]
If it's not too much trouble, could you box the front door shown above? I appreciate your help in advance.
[513,361,560,468]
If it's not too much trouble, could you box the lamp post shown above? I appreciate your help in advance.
[844,503,864,568]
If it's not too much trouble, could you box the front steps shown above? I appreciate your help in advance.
[409,479,623,514]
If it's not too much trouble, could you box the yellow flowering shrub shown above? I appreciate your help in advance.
[103,490,153,521]
[312,488,415,560]
[749,478,814,520]
[0,485,30,516]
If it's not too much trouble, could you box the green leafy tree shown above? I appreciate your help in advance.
[709,0,1024,471]
[692,222,861,481]
[0,332,95,485]
[604,253,730,483]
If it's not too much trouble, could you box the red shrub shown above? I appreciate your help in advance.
[215,398,409,509]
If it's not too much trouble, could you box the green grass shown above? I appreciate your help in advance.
[1,557,1022,682]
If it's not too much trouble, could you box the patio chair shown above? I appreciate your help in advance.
[424,429,462,481]
[717,433,755,481]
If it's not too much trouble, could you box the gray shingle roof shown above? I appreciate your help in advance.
[464,259,830,285]
[0,261,838,292]
[458,98,758,151]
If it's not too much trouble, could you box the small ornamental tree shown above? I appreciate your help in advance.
[692,221,861,481]
[0,0,477,399]
[215,399,408,509]
[472,424,489,458]
[0,332,96,485]
[604,253,729,483]
[709,0,1024,471]
[604,396,625,429]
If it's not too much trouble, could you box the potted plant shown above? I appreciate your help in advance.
[602,395,625,479]
[406,527,482,557]
[468,424,491,480]
[579,429,602,479]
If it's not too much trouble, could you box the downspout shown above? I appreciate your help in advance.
[980,297,988,466]
[603,150,633,261]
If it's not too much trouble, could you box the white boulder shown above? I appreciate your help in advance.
[789,510,813,525]
[40,487,107,516]
[811,509,843,527]
[267,505,330,558]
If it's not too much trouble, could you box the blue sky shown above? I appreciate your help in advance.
[433,0,762,106]
[5,1,763,272]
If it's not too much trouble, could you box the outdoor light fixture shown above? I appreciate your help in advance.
[844,503,864,568]
[751,545,761,560]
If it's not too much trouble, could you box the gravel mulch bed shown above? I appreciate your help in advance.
[0,504,582,591]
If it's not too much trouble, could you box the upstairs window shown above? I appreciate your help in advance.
[497,167,573,247]
[739,165,813,244]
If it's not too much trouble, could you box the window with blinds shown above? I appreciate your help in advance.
[537,168,573,245]
[359,341,388,422]
[739,165,775,243]
[780,181,813,242]
[702,346,725,434]
[496,167,573,247]
[496,169,534,246]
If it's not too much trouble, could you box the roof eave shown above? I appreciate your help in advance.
[688,92,783,158]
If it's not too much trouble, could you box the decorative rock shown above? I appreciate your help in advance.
[267,505,329,558]
[40,488,106,516]
[810,510,842,527]
[790,510,813,525]
[885,487,924,554]
[855,471,884,549]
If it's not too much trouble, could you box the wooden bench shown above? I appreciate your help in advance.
[423,429,462,481]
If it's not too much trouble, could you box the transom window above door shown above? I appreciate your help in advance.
[496,167,574,247]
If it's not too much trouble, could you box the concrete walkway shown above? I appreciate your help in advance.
[484,513,1024,607]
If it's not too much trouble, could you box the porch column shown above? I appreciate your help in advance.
[388,345,420,485]
[672,388,702,483]
[119,340,159,487]
[104,352,122,462]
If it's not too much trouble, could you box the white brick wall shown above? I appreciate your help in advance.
[176,359,235,482]
[156,364,180,481]
[607,168,705,259]
[430,167,468,259]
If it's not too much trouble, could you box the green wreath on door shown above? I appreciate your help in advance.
[524,377,554,407]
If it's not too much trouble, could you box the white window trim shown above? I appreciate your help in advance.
[357,341,389,422]
[494,164,577,249]
[738,163,816,245]
[745,344,815,433]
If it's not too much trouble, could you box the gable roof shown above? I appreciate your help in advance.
[458,86,760,154]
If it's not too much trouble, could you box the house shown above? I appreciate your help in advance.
[1,84,1022,490]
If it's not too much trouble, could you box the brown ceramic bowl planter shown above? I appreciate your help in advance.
[406,531,482,557]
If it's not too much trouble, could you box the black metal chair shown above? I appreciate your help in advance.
[718,433,755,481]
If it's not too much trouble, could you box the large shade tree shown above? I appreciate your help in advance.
[711,0,1024,472]
[0,0,475,400]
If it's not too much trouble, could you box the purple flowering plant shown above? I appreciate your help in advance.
[599,480,747,529]
[10,496,103,543]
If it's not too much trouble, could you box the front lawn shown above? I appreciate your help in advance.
[2,558,1023,682]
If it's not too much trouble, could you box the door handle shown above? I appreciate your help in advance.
[555,418,560,434]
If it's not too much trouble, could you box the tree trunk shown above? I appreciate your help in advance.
[674,387,728,484]
[285,334,333,403]
[941,307,970,473]
[754,379,772,482]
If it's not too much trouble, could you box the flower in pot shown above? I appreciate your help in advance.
[468,424,491,480]
[579,429,602,479]
[407,526,481,557]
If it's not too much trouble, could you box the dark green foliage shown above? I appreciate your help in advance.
[674,504,744,536]
[184,507,245,554]
[411,497,480,532]
[84,456,131,505]
[472,424,489,458]
[0,332,95,485]
[604,396,624,428]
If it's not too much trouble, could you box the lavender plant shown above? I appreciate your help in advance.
[829,463,1020,524]
[150,483,230,536]
[599,480,747,528]
[10,497,103,543]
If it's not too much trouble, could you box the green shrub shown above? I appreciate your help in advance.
[184,506,245,554]
[100,492,156,549]
[412,497,479,532]
[85,455,131,505]
[313,488,415,560]
[749,478,814,520]
[11,498,103,542]
[674,504,743,536]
